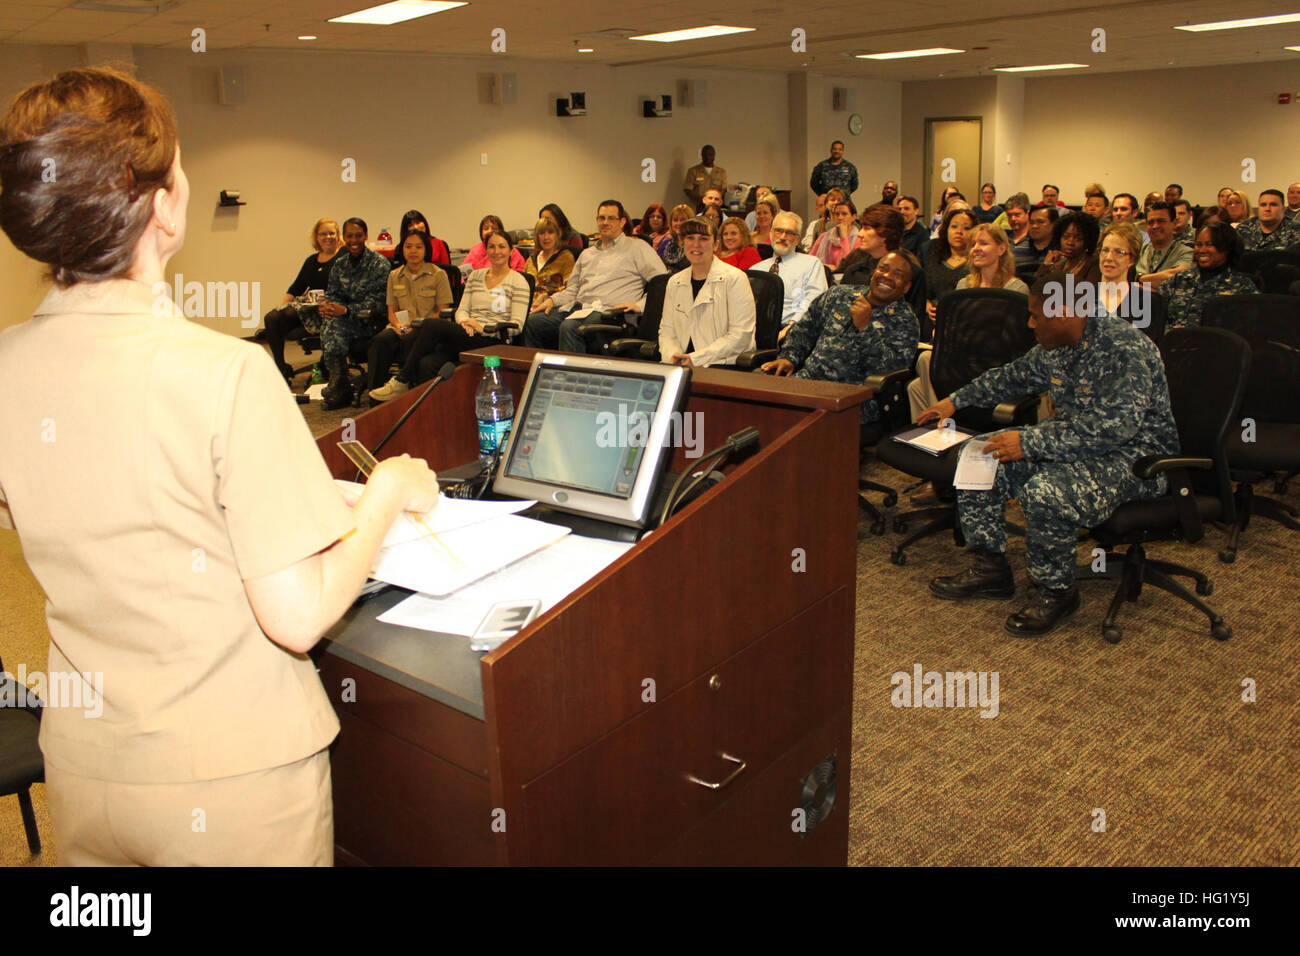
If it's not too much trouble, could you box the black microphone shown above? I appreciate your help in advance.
[655,425,760,528]
[372,361,458,456]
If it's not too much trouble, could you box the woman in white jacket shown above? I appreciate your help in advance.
[659,217,756,368]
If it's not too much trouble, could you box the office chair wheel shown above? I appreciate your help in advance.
[1102,625,1123,645]
[869,519,885,536]
[1211,621,1232,641]
[890,550,907,566]
[883,492,898,508]
[1196,579,1213,596]
[1218,547,1236,564]
[893,519,909,534]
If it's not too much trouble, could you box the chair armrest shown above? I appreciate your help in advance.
[481,319,521,335]
[1130,455,1213,480]
[993,394,1041,426]
[735,348,779,370]
[438,307,455,319]
[609,337,656,359]
[578,322,634,340]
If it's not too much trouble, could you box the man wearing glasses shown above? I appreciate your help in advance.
[754,211,828,340]
[524,199,667,353]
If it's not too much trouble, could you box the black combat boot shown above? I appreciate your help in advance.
[1004,584,1080,637]
[930,549,1016,600]
[321,356,352,411]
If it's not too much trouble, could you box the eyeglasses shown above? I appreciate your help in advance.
[1099,247,1132,258]
[772,227,800,237]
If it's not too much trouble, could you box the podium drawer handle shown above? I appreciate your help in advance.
[686,752,747,790]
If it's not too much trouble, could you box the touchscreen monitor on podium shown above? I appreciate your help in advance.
[492,353,691,530]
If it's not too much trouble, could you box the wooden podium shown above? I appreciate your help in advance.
[314,347,868,865]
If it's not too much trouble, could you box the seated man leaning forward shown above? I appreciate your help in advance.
[659,217,756,368]
[919,272,1178,638]
[754,211,828,342]
[762,250,920,431]
[523,199,667,354]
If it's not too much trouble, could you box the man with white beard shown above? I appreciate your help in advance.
[753,210,828,341]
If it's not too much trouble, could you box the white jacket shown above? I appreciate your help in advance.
[659,257,756,367]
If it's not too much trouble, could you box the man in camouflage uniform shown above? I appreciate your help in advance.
[1159,220,1258,328]
[810,140,859,197]
[921,274,1178,637]
[763,250,920,426]
[319,217,389,409]
[1234,189,1300,251]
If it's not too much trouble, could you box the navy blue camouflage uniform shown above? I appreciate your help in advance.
[949,314,1179,590]
[779,287,918,423]
[321,247,389,359]
[1234,216,1300,252]
[809,158,859,197]
[1158,265,1257,328]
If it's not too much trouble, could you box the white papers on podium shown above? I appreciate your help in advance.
[377,534,635,636]
[334,479,534,549]
[953,440,1000,490]
[892,425,976,455]
[369,514,570,597]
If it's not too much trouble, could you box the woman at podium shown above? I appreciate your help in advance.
[0,67,439,865]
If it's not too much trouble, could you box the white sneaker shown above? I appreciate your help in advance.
[369,376,410,401]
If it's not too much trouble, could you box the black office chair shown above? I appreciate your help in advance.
[875,288,1039,565]
[1200,294,1300,561]
[0,651,44,854]
[733,270,785,370]
[1078,327,1249,644]
[575,273,671,356]
[606,273,672,360]
[858,364,916,535]
[1239,249,1300,292]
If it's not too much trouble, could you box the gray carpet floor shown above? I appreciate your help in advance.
[2,338,1296,866]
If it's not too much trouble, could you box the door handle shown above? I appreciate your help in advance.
[686,751,747,790]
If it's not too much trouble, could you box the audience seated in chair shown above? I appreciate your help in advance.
[761,250,920,429]
[659,217,756,368]
[1136,202,1192,289]
[655,204,695,273]
[717,216,761,271]
[371,230,530,401]
[923,273,1179,638]
[262,216,342,380]
[539,202,587,252]
[810,198,858,269]
[754,211,828,343]
[526,216,576,312]
[1159,221,1258,328]
[365,230,454,398]
[319,216,389,410]
[1235,189,1300,251]
[633,203,670,247]
[523,199,667,354]
[462,214,527,273]
[392,209,451,267]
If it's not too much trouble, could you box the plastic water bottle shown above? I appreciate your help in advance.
[475,356,514,464]
[311,362,324,384]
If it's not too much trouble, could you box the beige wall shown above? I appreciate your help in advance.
[1020,61,1300,208]
[0,45,813,334]
[901,76,998,214]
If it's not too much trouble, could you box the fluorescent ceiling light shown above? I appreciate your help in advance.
[1287,44,1300,51]
[858,47,964,60]
[1175,13,1300,32]
[577,47,595,53]
[630,25,754,43]
[329,1,466,26]
[298,35,317,40]
[995,63,1089,72]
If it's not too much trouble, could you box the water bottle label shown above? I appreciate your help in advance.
[478,417,512,456]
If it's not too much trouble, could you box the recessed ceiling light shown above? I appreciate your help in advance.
[857,47,963,60]
[329,1,467,26]
[1176,13,1300,32]
[994,63,1089,72]
[298,35,317,40]
[630,25,754,43]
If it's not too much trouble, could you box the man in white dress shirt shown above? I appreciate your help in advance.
[524,199,667,353]
[753,211,828,341]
